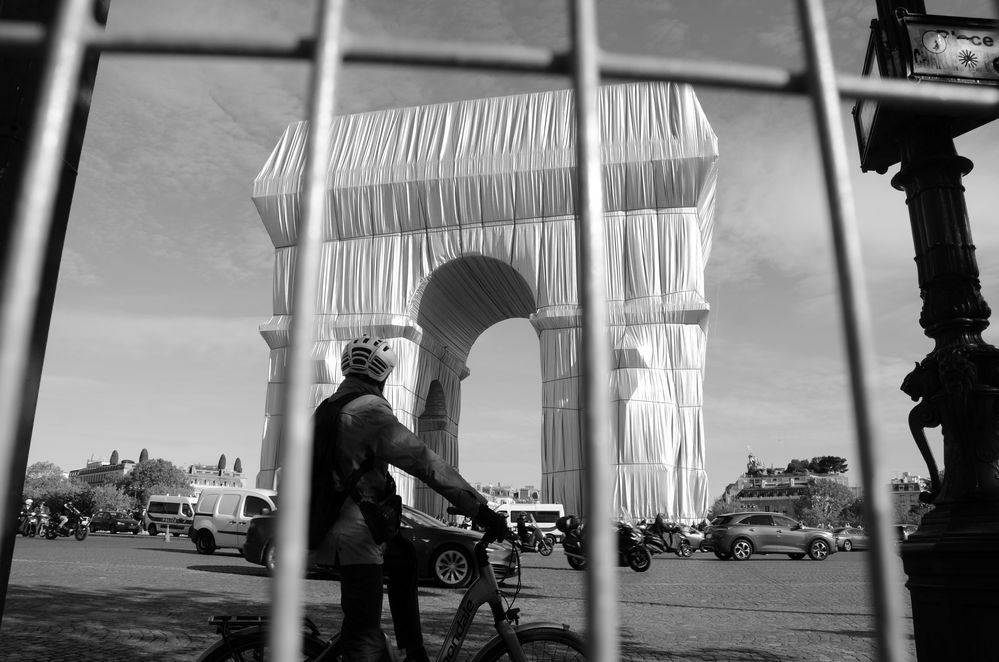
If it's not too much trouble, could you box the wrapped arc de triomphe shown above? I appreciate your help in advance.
[251,81,718,522]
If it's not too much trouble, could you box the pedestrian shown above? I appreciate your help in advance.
[317,335,507,662]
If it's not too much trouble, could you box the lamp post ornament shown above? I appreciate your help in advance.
[855,1,999,659]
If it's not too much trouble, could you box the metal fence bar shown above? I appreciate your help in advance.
[568,1,617,661]
[269,1,346,661]
[4,27,999,114]
[0,0,90,561]
[797,1,908,661]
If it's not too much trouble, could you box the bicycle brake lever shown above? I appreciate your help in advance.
[505,608,521,625]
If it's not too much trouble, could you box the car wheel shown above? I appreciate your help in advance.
[432,546,474,588]
[843,540,853,552]
[567,555,587,571]
[147,524,158,536]
[195,530,217,555]
[808,539,830,561]
[132,529,139,535]
[109,524,117,535]
[263,544,277,575]
[713,550,731,560]
[788,553,805,560]
[731,538,753,561]
[89,524,97,534]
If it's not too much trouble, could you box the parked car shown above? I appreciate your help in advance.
[833,527,869,551]
[679,524,705,551]
[702,512,836,561]
[89,510,141,535]
[243,504,518,588]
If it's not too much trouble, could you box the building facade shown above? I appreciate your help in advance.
[69,457,136,487]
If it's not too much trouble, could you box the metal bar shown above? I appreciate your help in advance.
[569,1,617,661]
[0,0,91,575]
[268,1,346,661]
[797,1,908,660]
[3,24,998,113]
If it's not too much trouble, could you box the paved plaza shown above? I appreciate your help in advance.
[0,533,915,661]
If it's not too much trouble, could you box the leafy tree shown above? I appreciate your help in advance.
[22,461,71,505]
[895,501,932,525]
[808,456,848,474]
[785,459,809,474]
[840,495,866,527]
[233,457,242,474]
[217,454,227,472]
[795,479,856,527]
[118,459,192,505]
[86,484,136,513]
[139,448,149,463]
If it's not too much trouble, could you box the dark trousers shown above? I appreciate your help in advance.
[340,536,423,661]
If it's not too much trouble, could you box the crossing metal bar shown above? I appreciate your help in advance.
[268,1,346,660]
[797,1,907,660]
[569,2,617,660]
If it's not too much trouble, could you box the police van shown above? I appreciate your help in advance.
[143,494,197,537]
[494,503,566,540]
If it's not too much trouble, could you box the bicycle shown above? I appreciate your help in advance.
[195,528,586,661]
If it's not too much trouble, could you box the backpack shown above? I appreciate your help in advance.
[308,391,364,549]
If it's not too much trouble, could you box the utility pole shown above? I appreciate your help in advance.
[855,2,999,658]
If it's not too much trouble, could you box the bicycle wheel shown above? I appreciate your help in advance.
[197,628,330,662]
[471,626,586,662]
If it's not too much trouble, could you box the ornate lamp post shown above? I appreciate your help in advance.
[854,2,999,658]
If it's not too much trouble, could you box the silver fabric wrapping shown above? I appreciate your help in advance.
[253,81,718,522]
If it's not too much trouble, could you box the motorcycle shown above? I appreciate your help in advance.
[638,519,692,558]
[514,524,555,556]
[556,516,652,572]
[19,511,41,537]
[46,511,90,541]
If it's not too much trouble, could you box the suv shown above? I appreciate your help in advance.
[703,512,836,561]
[191,488,278,555]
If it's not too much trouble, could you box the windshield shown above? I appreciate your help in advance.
[402,506,445,528]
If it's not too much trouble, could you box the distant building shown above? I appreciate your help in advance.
[888,472,930,512]
[187,462,245,492]
[69,450,245,492]
[69,456,136,487]
[473,482,544,504]
[726,453,850,515]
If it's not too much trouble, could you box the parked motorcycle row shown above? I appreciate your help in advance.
[15,503,90,542]
[551,514,700,572]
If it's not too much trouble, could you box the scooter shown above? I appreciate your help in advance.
[556,516,652,572]
[638,519,693,558]
[515,525,555,556]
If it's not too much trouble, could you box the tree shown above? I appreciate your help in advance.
[809,456,848,474]
[110,450,119,465]
[795,479,856,527]
[707,496,757,519]
[233,457,242,474]
[139,448,149,463]
[22,461,71,505]
[86,484,136,513]
[785,459,809,474]
[118,459,192,505]
[217,454,227,472]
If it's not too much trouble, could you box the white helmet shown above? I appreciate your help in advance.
[340,335,398,382]
[24,498,33,506]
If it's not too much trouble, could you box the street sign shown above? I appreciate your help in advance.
[853,14,999,173]
[901,14,999,83]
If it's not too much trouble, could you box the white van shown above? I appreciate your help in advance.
[495,503,566,540]
[191,487,278,555]
[143,495,196,537]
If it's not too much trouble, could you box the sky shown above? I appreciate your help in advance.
[24,0,999,501]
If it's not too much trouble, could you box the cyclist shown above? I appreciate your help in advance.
[321,335,507,662]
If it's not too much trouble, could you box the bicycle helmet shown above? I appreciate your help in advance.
[340,335,398,382]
